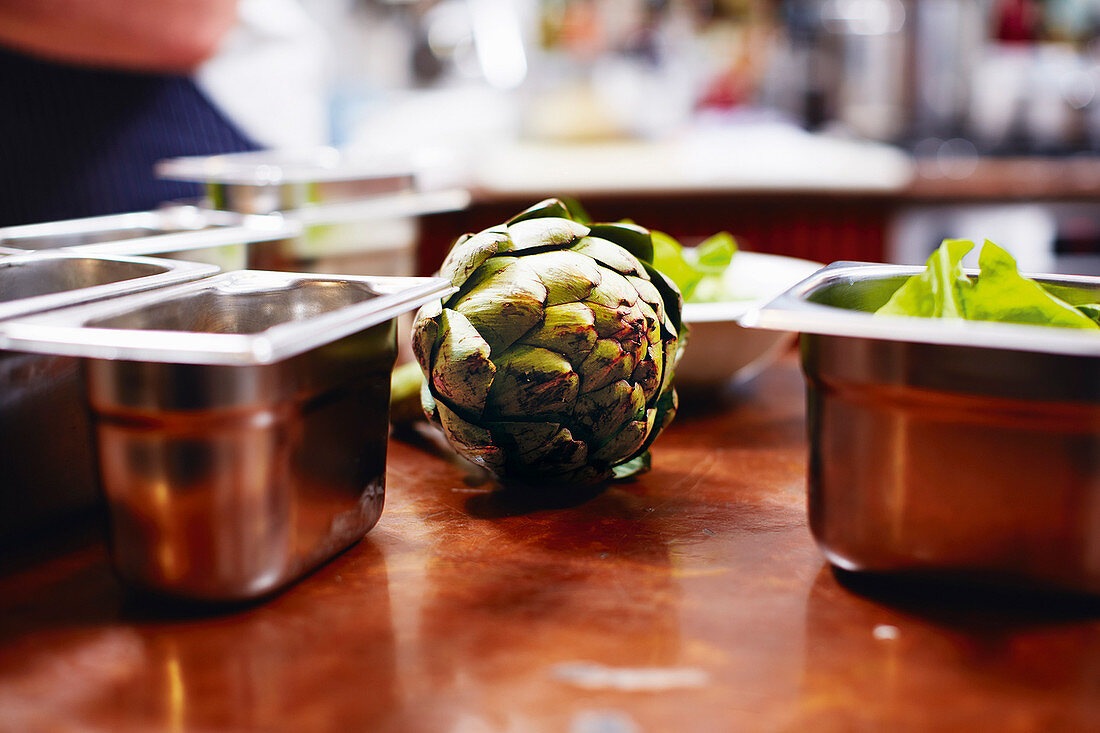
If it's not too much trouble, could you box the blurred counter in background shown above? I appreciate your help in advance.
[415,135,1100,277]
[299,0,1100,276]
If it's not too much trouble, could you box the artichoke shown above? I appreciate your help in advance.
[412,199,685,488]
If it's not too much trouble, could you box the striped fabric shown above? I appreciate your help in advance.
[0,48,259,226]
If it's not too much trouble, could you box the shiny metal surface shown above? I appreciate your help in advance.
[0,253,218,543]
[11,359,1100,730]
[156,148,471,276]
[744,262,1100,594]
[0,205,300,271]
[2,270,452,365]
[0,251,218,321]
[156,147,418,207]
[5,271,450,600]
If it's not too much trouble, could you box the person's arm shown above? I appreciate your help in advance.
[0,0,238,72]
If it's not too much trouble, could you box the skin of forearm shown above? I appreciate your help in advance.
[0,0,239,72]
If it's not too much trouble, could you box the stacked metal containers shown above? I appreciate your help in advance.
[156,147,470,276]
[0,251,218,541]
[2,271,450,600]
[0,149,467,600]
[0,205,300,270]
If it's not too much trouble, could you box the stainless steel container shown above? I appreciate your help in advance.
[156,148,471,276]
[0,205,300,271]
[1,270,451,600]
[0,252,219,543]
[743,262,1100,595]
[156,148,420,213]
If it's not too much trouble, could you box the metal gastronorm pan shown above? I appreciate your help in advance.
[0,251,218,542]
[0,205,300,270]
[742,261,1100,595]
[156,148,471,275]
[1,270,452,601]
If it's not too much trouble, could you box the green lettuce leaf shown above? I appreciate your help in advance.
[875,239,1099,330]
[1077,303,1100,325]
[651,230,737,302]
[876,238,973,318]
[965,242,1097,328]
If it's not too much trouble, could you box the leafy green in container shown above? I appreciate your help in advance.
[651,231,737,302]
[875,239,1099,330]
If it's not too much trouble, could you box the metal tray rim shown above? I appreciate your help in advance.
[156,147,418,186]
[739,261,1100,357]
[0,208,300,256]
[0,251,219,322]
[0,270,454,365]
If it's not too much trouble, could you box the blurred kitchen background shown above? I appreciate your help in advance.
[232,0,1100,273]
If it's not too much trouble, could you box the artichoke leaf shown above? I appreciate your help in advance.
[575,380,646,444]
[618,398,672,469]
[439,230,511,288]
[521,250,602,306]
[450,256,515,302]
[632,349,662,403]
[583,268,638,310]
[586,222,654,265]
[430,309,496,415]
[420,377,438,422]
[635,300,662,346]
[411,300,442,371]
[571,236,649,279]
[619,327,648,377]
[628,277,667,328]
[507,198,573,224]
[657,335,681,397]
[587,301,646,342]
[615,303,650,364]
[436,400,507,470]
[656,390,678,434]
[452,259,547,353]
[591,418,649,466]
[486,345,580,418]
[489,421,562,456]
[518,302,597,363]
[578,339,636,394]
[641,262,684,335]
[648,392,678,449]
[506,217,589,251]
[610,452,651,481]
[511,426,588,473]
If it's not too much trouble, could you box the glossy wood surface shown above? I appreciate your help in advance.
[3,357,1100,732]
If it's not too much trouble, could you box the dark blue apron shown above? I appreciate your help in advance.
[0,48,259,226]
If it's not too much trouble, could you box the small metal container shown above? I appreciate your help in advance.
[0,252,219,542]
[156,147,419,213]
[156,148,471,276]
[0,205,300,271]
[743,262,1100,595]
[2,271,451,600]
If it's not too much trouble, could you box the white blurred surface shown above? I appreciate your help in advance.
[473,121,914,195]
[678,251,823,386]
[889,204,1058,272]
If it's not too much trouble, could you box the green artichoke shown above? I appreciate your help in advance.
[412,199,685,488]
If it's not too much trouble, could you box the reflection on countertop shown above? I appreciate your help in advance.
[2,358,1100,729]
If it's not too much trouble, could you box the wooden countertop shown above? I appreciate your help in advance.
[3,357,1100,731]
